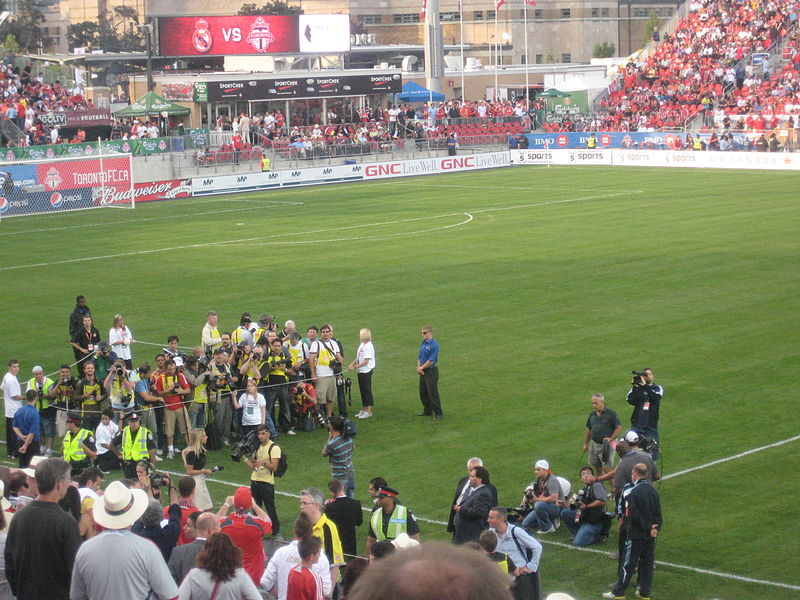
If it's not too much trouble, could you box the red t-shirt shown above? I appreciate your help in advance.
[220,513,271,585]
[166,499,199,545]
[155,372,189,410]
[287,566,323,600]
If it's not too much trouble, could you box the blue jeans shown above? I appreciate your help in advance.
[521,501,560,530]
[561,508,603,546]
[335,473,356,499]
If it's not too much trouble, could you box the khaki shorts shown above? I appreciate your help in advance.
[164,407,189,437]
[316,375,336,403]
[588,439,613,468]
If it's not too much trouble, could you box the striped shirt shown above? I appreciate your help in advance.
[324,435,353,477]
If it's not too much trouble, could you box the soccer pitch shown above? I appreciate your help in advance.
[1,164,798,599]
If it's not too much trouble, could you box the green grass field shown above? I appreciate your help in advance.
[1,164,798,599]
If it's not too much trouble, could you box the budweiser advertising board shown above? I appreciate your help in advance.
[158,15,350,56]
[97,179,193,206]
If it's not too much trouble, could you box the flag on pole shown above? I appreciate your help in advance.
[496,0,506,8]
[421,0,428,19]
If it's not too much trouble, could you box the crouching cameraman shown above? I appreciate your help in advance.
[559,466,608,547]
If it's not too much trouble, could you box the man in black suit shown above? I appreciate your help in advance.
[452,466,494,544]
[447,457,498,535]
[167,512,219,584]
[324,478,363,561]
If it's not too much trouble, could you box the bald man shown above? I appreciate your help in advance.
[167,512,220,584]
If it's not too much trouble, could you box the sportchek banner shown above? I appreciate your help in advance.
[509,149,800,171]
[204,73,402,102]
[158,14,349,57]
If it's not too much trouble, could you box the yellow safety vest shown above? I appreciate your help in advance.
[28,377,54,411]
[371,504,408,541]
[266,353,289,380]
[122,426,152,461]
[261,157,271,171]
[693,138,702,150]
[587,136,597,148]
[63,428,92,463]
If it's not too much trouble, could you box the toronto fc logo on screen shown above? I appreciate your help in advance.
[192,19,213,53]
[246,17,276,52]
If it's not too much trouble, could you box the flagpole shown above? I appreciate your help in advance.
[459,0,465,99]
[524,0,530,104]
[494,8,499,102]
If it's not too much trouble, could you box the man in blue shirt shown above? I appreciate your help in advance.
[12,390,41,468]
[417,325,442,421]
[488,506,543,600]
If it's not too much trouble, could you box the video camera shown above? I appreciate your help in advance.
[631,371,648,386]
[230,430,260,462]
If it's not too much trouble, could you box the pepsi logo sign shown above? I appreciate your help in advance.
[0,197,7,214]
[50,192,63,208]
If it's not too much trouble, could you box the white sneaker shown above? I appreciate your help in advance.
[355,411,365,418]
[155,448,164,456]
[46,448,53,457]
[167,450,175,460]
[362,412,372,419]
[287,429,296,436]
[554,518,561,530]
[154,455,163,462]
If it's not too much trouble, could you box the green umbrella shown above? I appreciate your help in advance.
[537,88,572,98]
[114,91,190,117]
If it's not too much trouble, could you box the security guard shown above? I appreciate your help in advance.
[692,135,702,151]
[62,413,97,476]
[365,486,420,555]
[260,154,271,171]
[110,412,156,478]
[587,132,598,149]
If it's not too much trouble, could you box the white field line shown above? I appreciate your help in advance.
[661,434,800,481]
[0,200,304,237]
[0,191,632,272]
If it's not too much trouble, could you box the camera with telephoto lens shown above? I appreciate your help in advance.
[198,354,211,369]
[115,366,124,376]
[639,436,660,456]
[631,371,648,386]
[230,429,260,462]
[569,489,588,510]
[150,471,169,487]
[314,409,329,428]
[329,358,342,372]
[273,357,293,369]
[211,465,225,473]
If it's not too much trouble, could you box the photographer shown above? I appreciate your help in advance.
[559,466,608,547]
[62,412,97,476]
[183,355,211,430]
[284,331,309,381]
[73,361,107,431]
[154,359,191,459]
[322,416,355,499]
[231,312,255,348]
[111,412,156,479]
[92,341,117,382]
[292,381,321,431]
[627,369,663,460]
[104,358,136,423]
[309,324,344,419]
[583,393,622,476]
[133,461,178,506]
[133,363,164,451]
[264,338,296,436]
[27,365,56,457]
[50,364,77,439]
[209,348,237,446]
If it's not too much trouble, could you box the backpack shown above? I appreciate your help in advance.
[269,442,288,477]
[342,417,357,438]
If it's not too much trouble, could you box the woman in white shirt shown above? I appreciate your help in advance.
[350,328,376,419]
[109,314,136,369]
[234,379,269,439]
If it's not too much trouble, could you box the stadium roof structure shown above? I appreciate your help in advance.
[22,52,149,66]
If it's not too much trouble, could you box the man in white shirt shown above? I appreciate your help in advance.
[262,514,332,600]
[309,325,343,419]
[3,359,24,459]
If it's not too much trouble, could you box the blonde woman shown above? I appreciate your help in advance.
[349,328,376,419]
[109,314,136,369]
[182,429,214,510]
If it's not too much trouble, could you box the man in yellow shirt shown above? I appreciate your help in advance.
[300,487,345,582]
[243,425,281,538]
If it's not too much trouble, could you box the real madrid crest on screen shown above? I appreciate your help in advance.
[192,19,212,53]
[246,17,276,53]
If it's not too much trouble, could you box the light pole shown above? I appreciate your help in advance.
[138,23,154,92]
